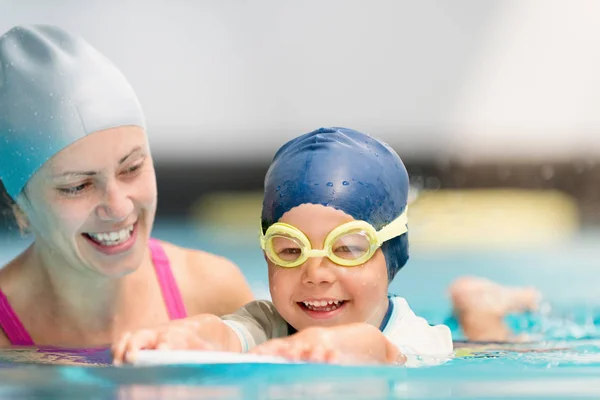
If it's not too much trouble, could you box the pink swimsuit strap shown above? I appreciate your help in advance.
[148,237,188,320]
[0,289,33,346]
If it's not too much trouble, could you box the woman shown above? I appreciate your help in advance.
[0,25,253,347]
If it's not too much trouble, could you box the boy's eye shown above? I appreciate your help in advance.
[275,247,302,261]
[332,233,370,258]
[332,245,369,260]
[278,248,302,255]
[271,236,302,253]
[334,245,354,252]
[333,245,367,253]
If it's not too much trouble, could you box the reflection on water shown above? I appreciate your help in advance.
[3,343,600,399]
[0,360,599,400]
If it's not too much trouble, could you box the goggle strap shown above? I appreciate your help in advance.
[259,219,266,249]
[376,208,409,245]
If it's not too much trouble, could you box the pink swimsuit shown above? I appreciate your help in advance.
[0,238,187,345]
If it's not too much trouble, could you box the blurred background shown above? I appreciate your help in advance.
[1,0,600,329]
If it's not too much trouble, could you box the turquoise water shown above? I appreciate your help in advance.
[1,220,600,399]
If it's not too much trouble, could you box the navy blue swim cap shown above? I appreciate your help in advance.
[261,127,409,281]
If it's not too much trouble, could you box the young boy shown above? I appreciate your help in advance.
[113,127,453,367]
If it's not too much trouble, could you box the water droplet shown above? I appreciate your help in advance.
[50,115,54,120]
[279,193,284,198]
[276,186,280,192]
[49,92,53,97]
[342,181,349,186]
[326,182,333,187]
[33,111,37,116]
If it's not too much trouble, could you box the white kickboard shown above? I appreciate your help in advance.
[132,350,295,366]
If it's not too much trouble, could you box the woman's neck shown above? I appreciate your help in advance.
[22,242,159,344]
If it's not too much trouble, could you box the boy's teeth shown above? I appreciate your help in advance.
[87,225,134,246]
[303,300,341,307]
[302,300,344,312]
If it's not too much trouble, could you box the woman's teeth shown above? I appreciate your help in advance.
[302,300,344,312]
[87,225,134,246]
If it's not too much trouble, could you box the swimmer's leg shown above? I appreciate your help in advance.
[448,276,541,342]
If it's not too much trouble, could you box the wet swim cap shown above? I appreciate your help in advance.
[0,25,145,199]
[262,127,410,281]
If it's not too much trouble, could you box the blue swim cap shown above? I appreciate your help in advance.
[261,127,410,281]
[0,25,145,199]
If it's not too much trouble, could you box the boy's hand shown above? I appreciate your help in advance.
[249,326,406,365]
[249,330,342,364]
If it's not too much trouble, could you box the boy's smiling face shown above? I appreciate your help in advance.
[266,203,390,331]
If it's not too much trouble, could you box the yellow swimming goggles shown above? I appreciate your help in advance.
[259,208,408,268]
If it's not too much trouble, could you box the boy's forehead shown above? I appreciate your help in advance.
[278,203,356,231]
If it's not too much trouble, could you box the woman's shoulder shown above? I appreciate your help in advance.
[154,239,254,316]
[156,239,241,277]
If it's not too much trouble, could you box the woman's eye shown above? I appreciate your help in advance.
[57,182,90,195]
[123,162,143,176]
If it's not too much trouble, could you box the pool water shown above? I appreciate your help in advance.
[0,220,599,399]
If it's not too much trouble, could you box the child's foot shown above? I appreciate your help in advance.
[449,276,541,317]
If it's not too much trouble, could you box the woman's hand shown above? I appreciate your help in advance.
[112,314,235,365]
